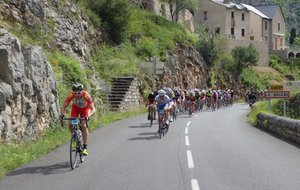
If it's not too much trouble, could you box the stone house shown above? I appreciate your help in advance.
[254,4,286,51]
[193,0,286,65]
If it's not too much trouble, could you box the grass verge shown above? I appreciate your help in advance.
[0,107,146,178]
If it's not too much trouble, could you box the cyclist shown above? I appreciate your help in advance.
[164,88,175,122]
[146,91,157,120]
[206,89,213,109]
[60,83,96,156]
[154,89,170,131]
[187,90,196,115]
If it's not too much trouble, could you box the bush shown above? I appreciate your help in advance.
[231,45,258,74]
[135,37,158,59]
[92,44,141,82]
[86,0,132,44]
[220,53,236,72]
[240,67,268,90]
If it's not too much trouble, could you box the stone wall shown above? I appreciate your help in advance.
[256,113,300,144]
[118,78,143,111]
[225,39,269,66]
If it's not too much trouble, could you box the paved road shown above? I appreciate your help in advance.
[0,103,300,190]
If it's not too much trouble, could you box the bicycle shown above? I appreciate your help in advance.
[158,110,168,139]
[61,117,88,170]
[149,104,156,127]
[172,104,178,121]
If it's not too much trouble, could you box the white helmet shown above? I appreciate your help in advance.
[158,89,166,96]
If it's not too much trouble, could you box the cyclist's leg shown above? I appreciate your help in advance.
[169,102,174,122]
[157,104,164,130]
[79,108,90,152]
[163,103,169,125]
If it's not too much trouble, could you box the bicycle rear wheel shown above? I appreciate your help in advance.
[70,136,79,169]
[150,111,154,127]
[158,124,162,139]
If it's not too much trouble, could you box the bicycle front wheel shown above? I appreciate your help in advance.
[70,136,79,169]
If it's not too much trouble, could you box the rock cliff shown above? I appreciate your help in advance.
[0,28,59,143]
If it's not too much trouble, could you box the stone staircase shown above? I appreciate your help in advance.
[108,77,137,111]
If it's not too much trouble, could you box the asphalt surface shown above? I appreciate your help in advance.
[0,103,300,190]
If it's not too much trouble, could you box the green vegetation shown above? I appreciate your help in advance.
[240,66,285,90]
[269,54,300,80]
[196,28,226,66]
[92,44,141,83]
[248,93,300,125]
[231,45,259,74]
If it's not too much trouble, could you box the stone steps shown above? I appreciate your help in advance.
[108,77,135,111]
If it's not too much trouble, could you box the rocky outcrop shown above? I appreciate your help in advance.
[156,45,209,90]
[0,0,101,61]
[0,28,59,143]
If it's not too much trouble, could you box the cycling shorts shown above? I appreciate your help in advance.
[70,105,90,118]
[157,103,169,111]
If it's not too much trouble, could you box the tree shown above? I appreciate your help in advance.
[88,0,132,44]
[231,45,258,74]
[196,28,226,66]
[159,0,199,22]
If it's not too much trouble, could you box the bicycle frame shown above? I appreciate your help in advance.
[61,117,88,169]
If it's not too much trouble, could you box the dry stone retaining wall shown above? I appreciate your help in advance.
[256,113,300,144]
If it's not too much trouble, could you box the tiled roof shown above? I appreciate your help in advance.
[254,4,280,19]
[241,3,269,19]
[210,0,270,19]
[212,0,245,9]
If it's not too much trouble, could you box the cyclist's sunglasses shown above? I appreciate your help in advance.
[74,91,82,95]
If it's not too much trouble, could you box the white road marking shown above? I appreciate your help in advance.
[191,179,200,190]
[185,127,188,134]
[187,150,194,168]
[187,121,191,126]
[185,136,190,146]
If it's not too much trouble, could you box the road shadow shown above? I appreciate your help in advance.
[128,132,159,141]
[6,162,72,176]
[128,122,155,128]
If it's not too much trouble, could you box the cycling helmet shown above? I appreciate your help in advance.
[165,88,174,98]
[158,89,166,96]
[72,83,83,91]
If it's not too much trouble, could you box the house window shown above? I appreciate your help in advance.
[231,28,234,35]
[231,12,234,19]
[278,23,281,31]
[241,29,245,37]
[204,11,208,20]
[242,13,245,21]
[264,21,268,30]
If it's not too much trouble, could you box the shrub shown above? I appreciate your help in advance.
[136,37,158,59]
[240,67,268,90]
[92,44,141,82]
[86,0,132,44]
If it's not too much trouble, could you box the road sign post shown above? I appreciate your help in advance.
[263,90,290,117]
